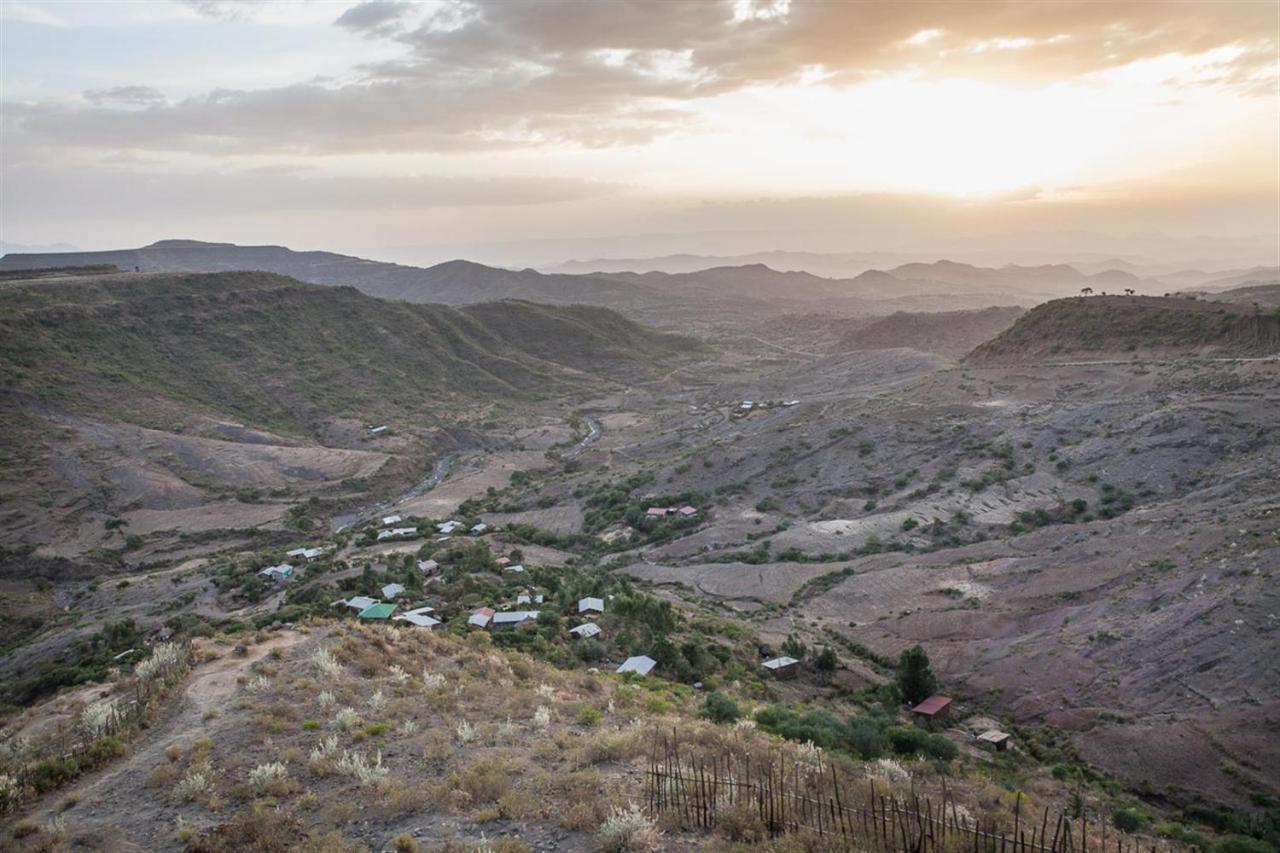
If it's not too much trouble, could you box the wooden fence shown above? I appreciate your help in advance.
[1,641,195,812]
[646,733,1181,853]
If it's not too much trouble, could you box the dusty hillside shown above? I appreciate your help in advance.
[0,271,704,432]
[967,295,1280,362]
[836,306,1023,357]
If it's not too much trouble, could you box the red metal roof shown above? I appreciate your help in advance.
[473,607,496,617]
[912,695,953,716]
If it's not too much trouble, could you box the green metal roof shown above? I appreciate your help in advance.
[358,602,397,620]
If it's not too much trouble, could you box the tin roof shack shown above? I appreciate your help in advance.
[339,595,379,613]
[976,730,1011,752]
[578,597,605,616]
[258,563,294,582]
[417,559,439,574]
[394,607,441,629]
[911,695,953,727]
[762,656,800,679]
[491,610,540,630]
[570,622,601,640]
[468,607,495,630]
[358,602,397,621]
[617,656,657,677]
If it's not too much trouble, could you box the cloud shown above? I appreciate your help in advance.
[1,161,623,221]
[6,0,1277,157]
[334,0,413,36]
[83,85,166,106]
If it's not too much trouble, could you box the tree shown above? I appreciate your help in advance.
[896,645,937,706]
[781,634,807,660]
[814,646,838,684]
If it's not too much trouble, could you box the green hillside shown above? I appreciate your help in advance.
[0,271,707,435]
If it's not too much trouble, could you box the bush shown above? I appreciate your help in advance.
[922,734,958,762]
[701,692,743,724]
[887,726,929,756]
[1114,809,1146,833]
[1213,836,1274,853]
[845,717,888,760]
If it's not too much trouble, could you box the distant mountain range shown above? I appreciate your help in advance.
[5,240,1269,334]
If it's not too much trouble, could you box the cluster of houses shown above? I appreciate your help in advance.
[370,514,489,544]
[732,399,800,418]
[258,544,334,583]
[645,505,698,520]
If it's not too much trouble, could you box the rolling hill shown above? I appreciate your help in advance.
[0,270,706,434]
[836,306,1024,357]
[967,295,1280,362]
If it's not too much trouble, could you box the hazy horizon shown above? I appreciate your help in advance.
[3,0,1278,269]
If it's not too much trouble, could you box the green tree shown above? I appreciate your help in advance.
[896,645,937,706]
[814,646,838,683]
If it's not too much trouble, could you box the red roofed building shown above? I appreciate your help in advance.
[911,695,952,722]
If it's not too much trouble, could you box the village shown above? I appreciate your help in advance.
[252,502,1014,762]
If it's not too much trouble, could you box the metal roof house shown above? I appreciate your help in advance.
[258,564,294,582]
[417,559,439,573]
[377,527,418,541]
[617,655,657,676]
[762,656,800,679]
[495,556,511,567]
[578,597,605,615]
[491,610,540,629]
[381,583,406,599]
[570,623,601,640]
[368,425,388,436]
[394,606,440,628]
[341,595,379,612]
[505,564,526,574]
[437,520,464,534]
[676,505,698,517]
[911,695,953,721]
[977,730,1011,752]
[645,507,668,518]
[358,602,397,620]
[467,607,496,630]
[381,514,402,526]
[470,523,489,535]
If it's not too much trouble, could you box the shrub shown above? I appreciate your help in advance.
[1213,836,1274,853]
[598,803,658,852]
[887,725,929,756]
[923,734,958,762]
[701,692,742,724]
[577,706,603,727]
[1113,809,1146,833]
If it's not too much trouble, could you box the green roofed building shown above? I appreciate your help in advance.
[358,602,397,620]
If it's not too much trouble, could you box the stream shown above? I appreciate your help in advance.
[330,452,458,533]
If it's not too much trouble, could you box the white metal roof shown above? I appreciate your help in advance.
[394,611,441,627]
[570,622,601,638]
[578,597,605,613]
[762,656,800,670]
[617,655,656,676]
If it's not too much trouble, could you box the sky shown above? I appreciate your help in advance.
[2,0,1278,267]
